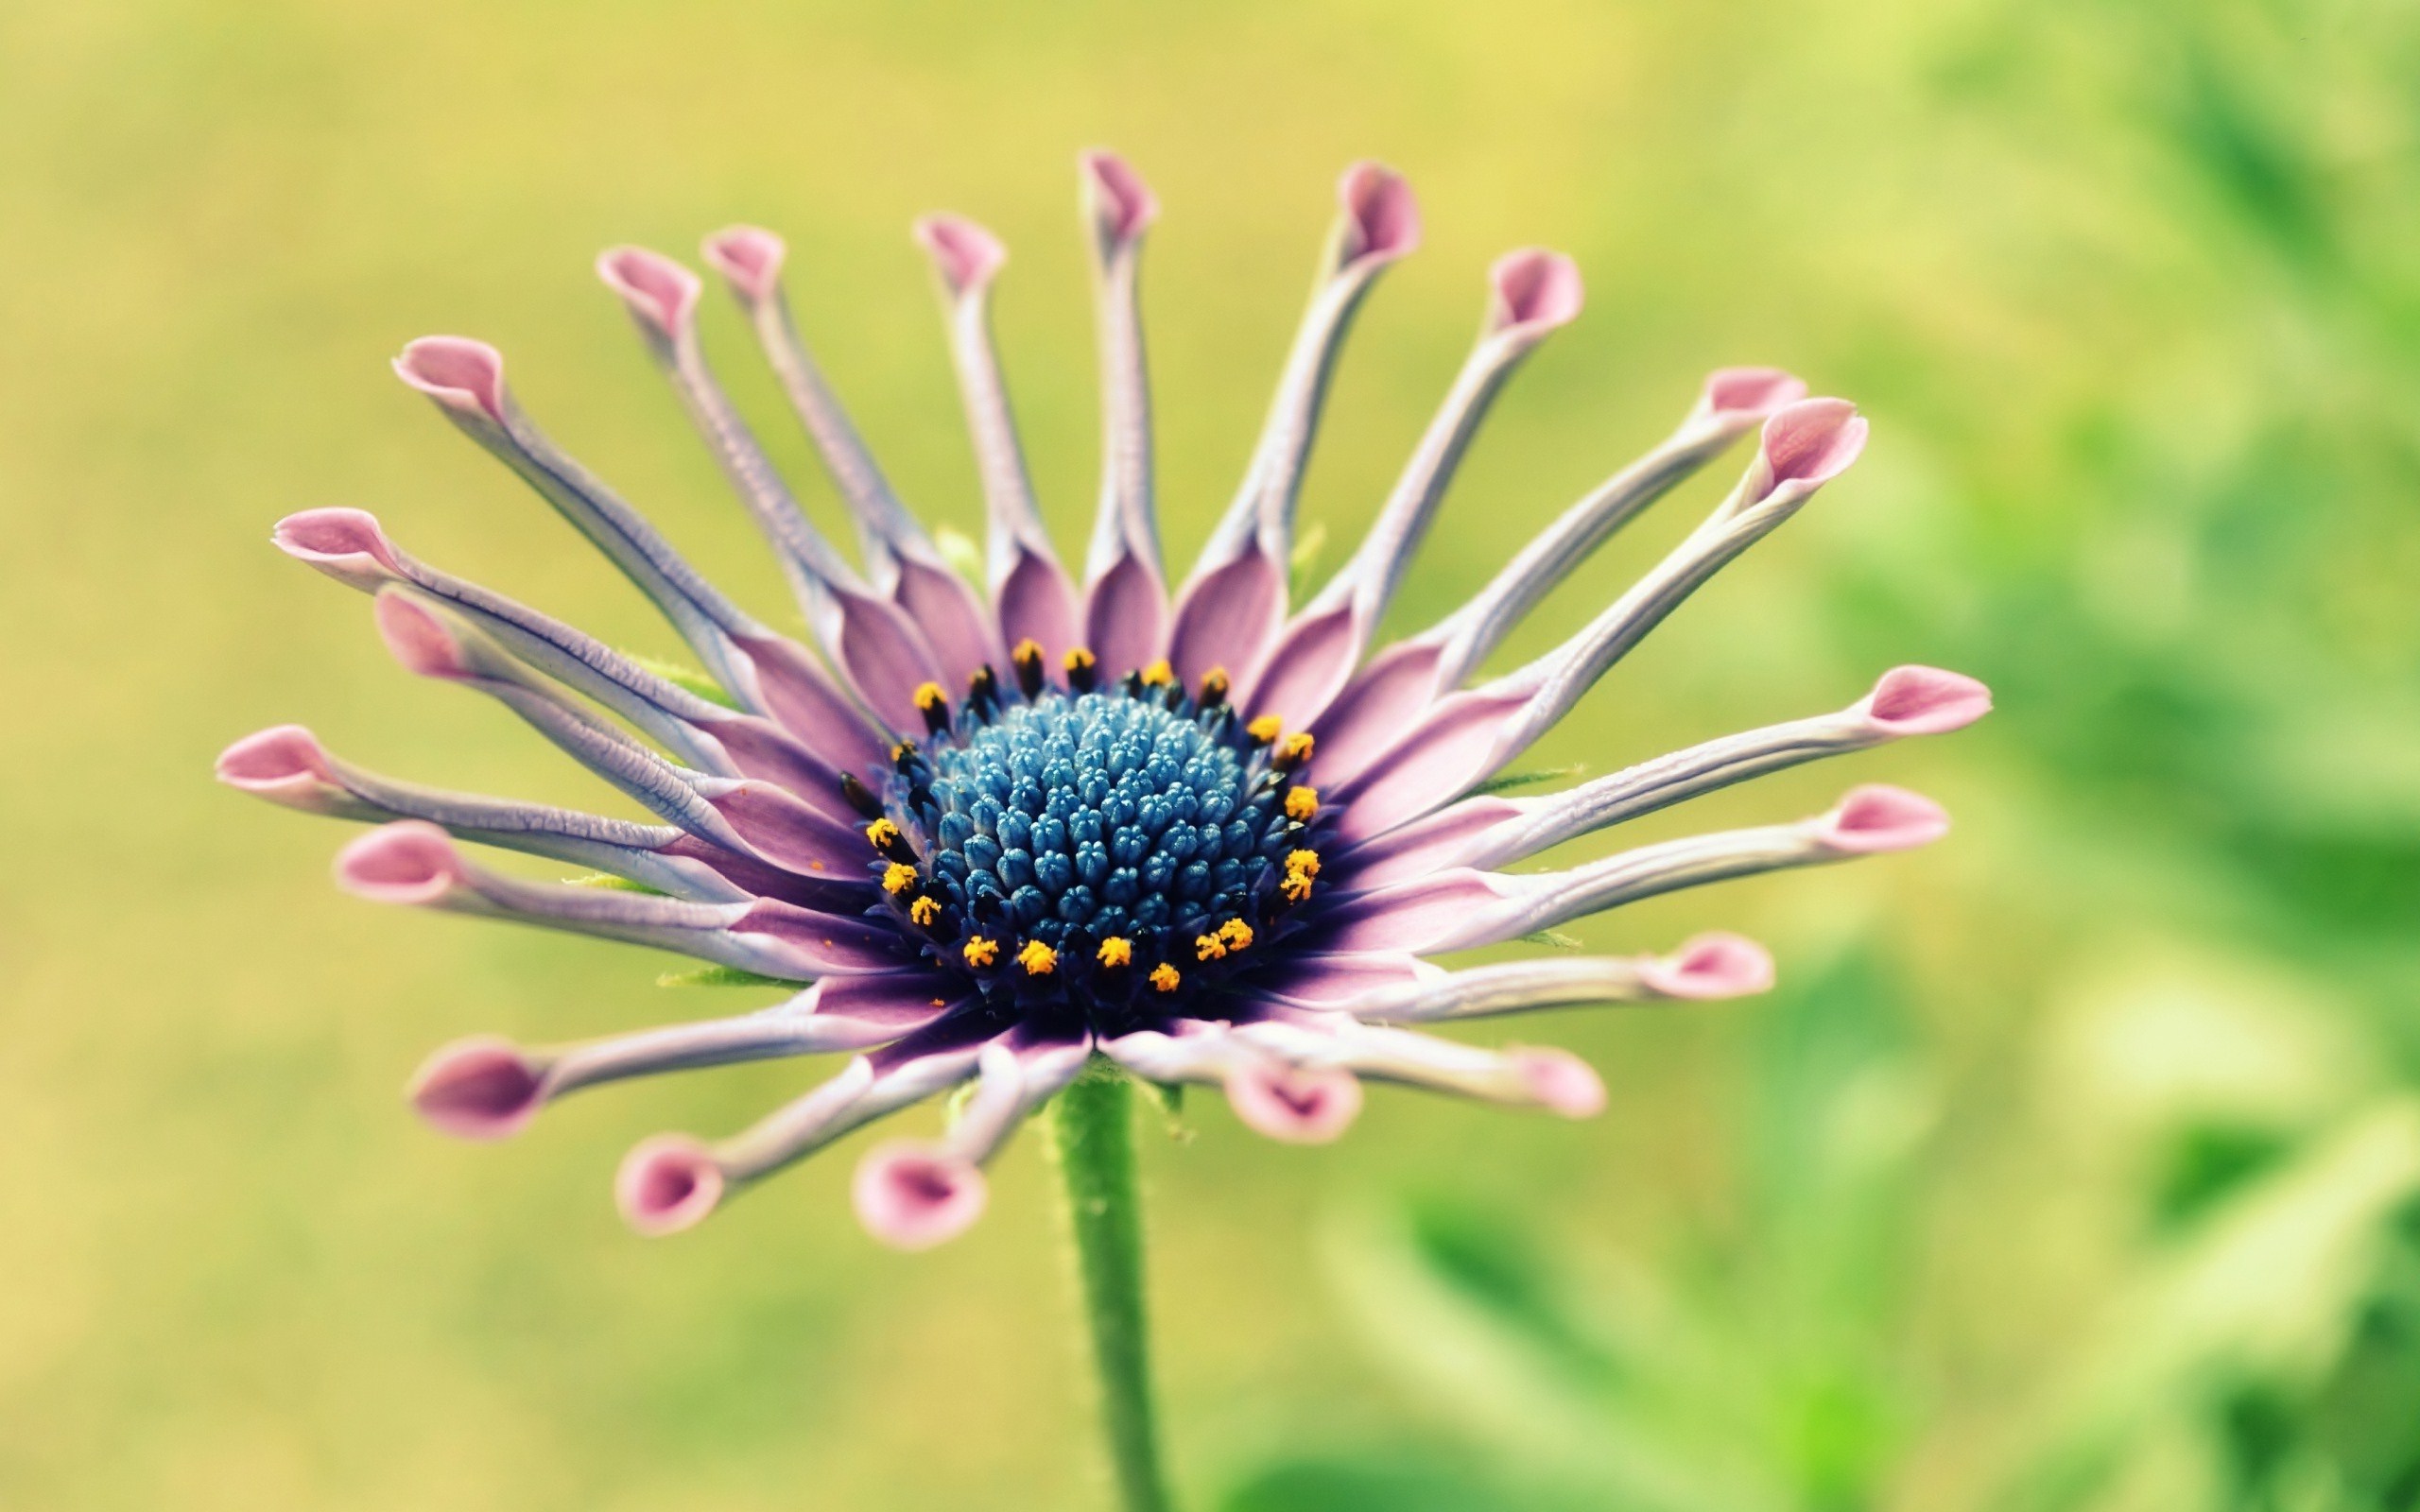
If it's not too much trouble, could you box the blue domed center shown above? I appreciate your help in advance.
[867,670,1325,1035]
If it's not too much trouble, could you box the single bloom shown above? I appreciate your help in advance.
[218,152,1989,1248]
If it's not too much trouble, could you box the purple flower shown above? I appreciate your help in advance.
[217,154,1988,1249]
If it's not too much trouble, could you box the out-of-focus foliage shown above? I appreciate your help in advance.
[2,0,2412,1507]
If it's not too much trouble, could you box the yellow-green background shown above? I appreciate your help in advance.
[6,2,2415,1508]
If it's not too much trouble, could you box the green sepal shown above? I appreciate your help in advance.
[625,652,743,711]
[1472,763,1585,797]
[654,965,807,988]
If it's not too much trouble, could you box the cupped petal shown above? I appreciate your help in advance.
[853,1143,988,1248]
[700,225,786,303]
[616,1135,726,1235]
[917,212,1063,634]
[1188,162,1419,603]
[1370,785,1956,954]
[1744,398,1868,507]
[1226,1059,1364,1143]
[1817,783,1950,852]
[408,1036,544,1140]
[392,334,776,707]
[1695,367,1808,422]
[1859,664,1993,735]
[1080,149,1164,607]
[1332,939,1773,1024]
[1239,1015,1602,1117]
[597,245,704,347]
[1422,664,1991,874]
[1486,248,1583,338]
[218,723,747,902]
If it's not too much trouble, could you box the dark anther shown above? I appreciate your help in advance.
[1063,645,1098,694]
[914,681,951,737]
[1011,639,1046,700]
[967,664,1000,720]
[891,740,921,774]
[839,771,885,819]
[1199,666,1231,708]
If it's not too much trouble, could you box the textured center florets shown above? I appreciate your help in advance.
[864,653,1323,1034]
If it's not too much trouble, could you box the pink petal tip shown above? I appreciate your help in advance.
[1081,149,1159,244]
[1640,933,1774,1000]
[1863,665,1992,736]
[393,336,507,422]
[273,507,403,577]
[334,820,467,904]
[1226,1062,1363,1143]
[372,589,475,680]
[1489,249,1583,335]
[1338,162,1420,268]
[701,226,786,302]
[616,1136,725,1236]
[852,1142,989,1250]
[1512,1047,1606,1118]
[1701,367,1809,420]
[407,1036,544,1141]
[912,215,1006,297]
[597,246,701,337]
[1820,785,1950,854]
[1758,398,1868,496]
[215,724,335,795]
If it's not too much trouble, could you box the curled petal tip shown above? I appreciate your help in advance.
[852,1142,988,1250]
[596,246,702,337]
[372,589,473,679]
[394,336,507,422]
[334,820,467,904]
[408,1036,544,1141]
[1820,784,1950,854]
[1512,1048,1606,1118]
[1488,249,1583,335]
[216,724,335,794]
[617,1136,725,1236]
[1080,149,1158,245]
[1226,1062,1363,1143]
[1864,665,1993,735]
[1758,398,1868,494]
[701,226,786,303]
[273,507,403,576]
[1641,933,1774,1000]
[1338,161,1420,268]
[1700,366,1808,420]
[912,215,1006,297]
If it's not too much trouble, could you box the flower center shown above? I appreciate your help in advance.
[862,650,1324,1035]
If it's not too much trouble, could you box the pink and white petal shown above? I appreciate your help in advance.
[1331,688,1533,844]
[1252,952,1440,1009]
[1084,548,1170,682]
[995,545,1085,666]
[1167,546,1286,691]
[1305,640,1448,791]
[1308,869,1523,956]
[1241,1016,1603,1118]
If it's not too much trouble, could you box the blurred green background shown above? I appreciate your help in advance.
[5,1,2416,1507]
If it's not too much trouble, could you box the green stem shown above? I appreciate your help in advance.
[1046,1059,1175,1512]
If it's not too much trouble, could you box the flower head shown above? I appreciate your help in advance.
[221,152,1988,1246]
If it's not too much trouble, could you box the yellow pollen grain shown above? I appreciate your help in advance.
[866,817,902,850]
[1097,936,1133,968]
[1150,963,1181,993]
[908,896,941,927]
[1285,786,1320,821]
[1139,659,1174,686]
[913,680,946,711]
[1201,666,1231,700]
[890,740,916,764]
[1063,646,1097,674]
[1287,848,1322,878]
[1246,714,1283,744]
[1195,933,1227,962]
[881,863,917,895]
[1012,638,1045,665]
[1281,871,1314,902]
[1276,731,1315,765]
[962,936,999,968]
[1018,939,1058,976]
[1218,919,1253,951]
